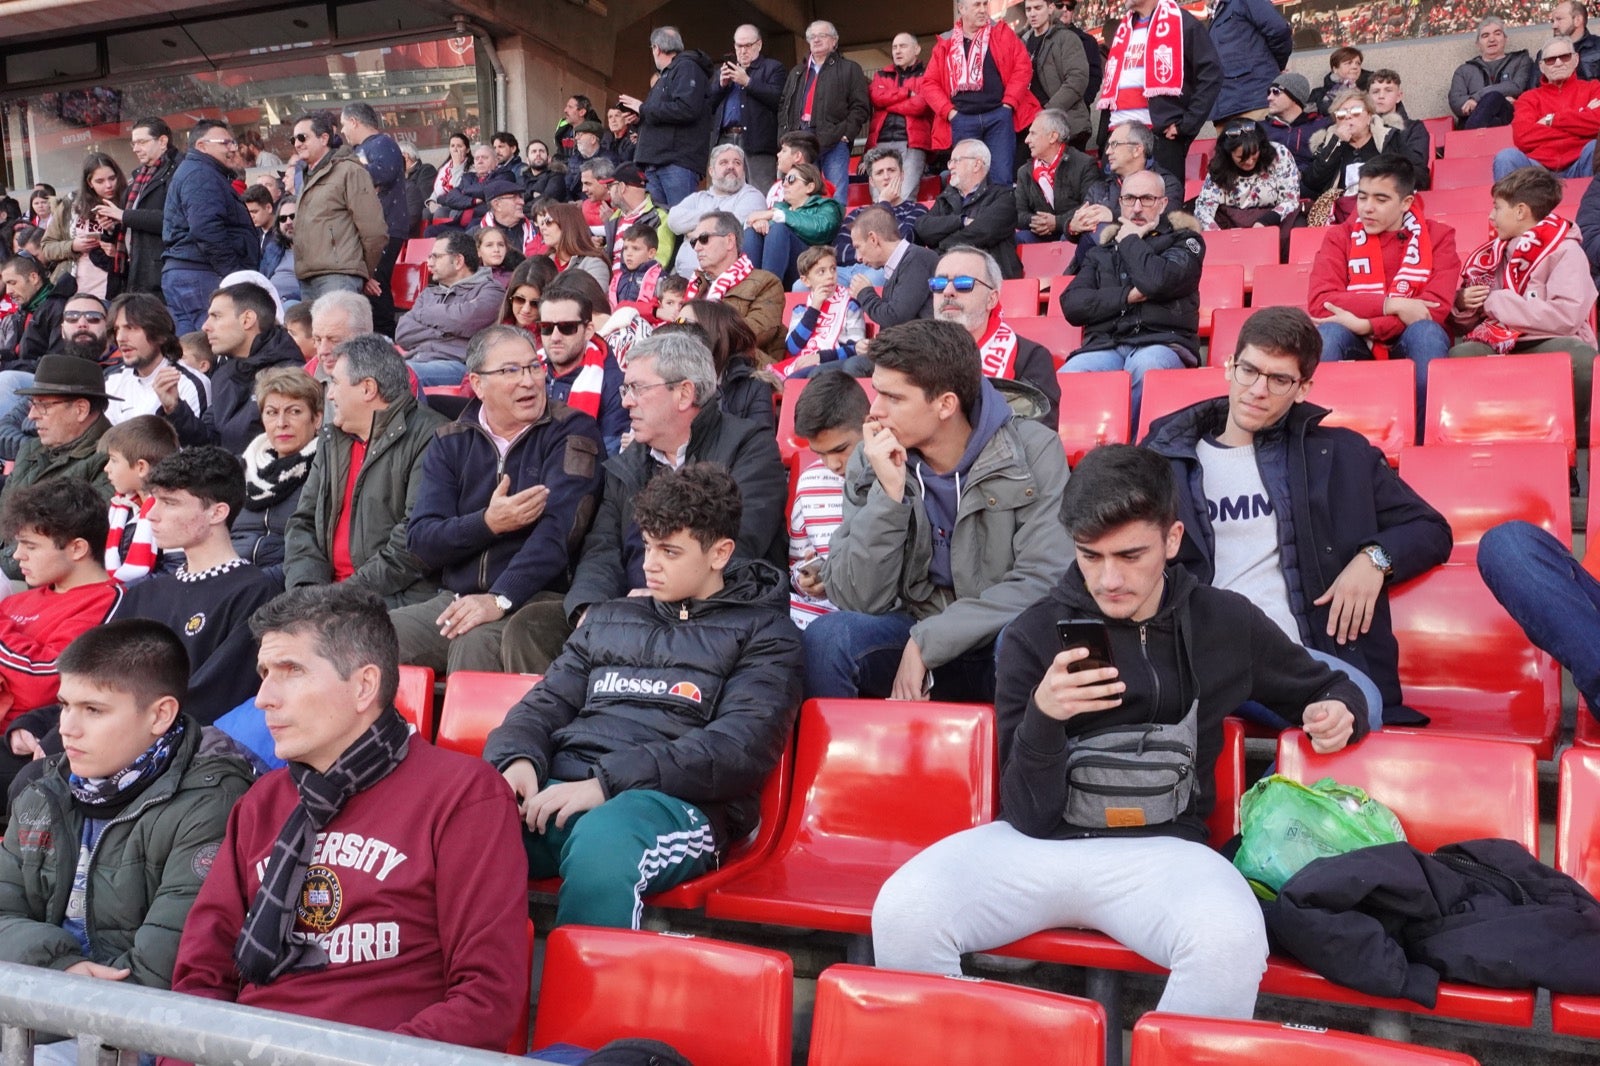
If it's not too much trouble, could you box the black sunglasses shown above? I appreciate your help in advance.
[277,213,296,223]
[538,320,585,336]
[690,232,723,246]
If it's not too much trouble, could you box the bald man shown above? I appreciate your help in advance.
[710,24,789,190]
[868,33,933,201]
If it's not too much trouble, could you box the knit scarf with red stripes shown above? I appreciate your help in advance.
[548,337,609,418]
[1462,212,1572,354]
[1097,0,1186,110]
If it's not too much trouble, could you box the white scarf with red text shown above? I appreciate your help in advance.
[1097,0,1186,108]
[978,316,1019,378]
[688,255,755,301]
[946,20,996,93]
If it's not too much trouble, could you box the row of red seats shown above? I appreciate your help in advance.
[1184,122,1514,185]
[533,926,1479,1064]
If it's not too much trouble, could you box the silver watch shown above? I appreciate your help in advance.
[493,594,514,614]
[1362,544,1393,577]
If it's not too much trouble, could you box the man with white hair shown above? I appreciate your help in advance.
[709,24,788,190]
[913,139,1023,279]
[779,21,871,208]
[667,145,769,278]
[1014,109,1099,244]
[617,26,715,209]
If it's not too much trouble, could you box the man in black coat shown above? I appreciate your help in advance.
[1095,0,1224,176]
[778,21,871,208]
[914,140,1025,280]
[98,117,180,297]
[618,26,714,209]
[1015,109,1100,244]
[160,119,259,334]
[709,25,788,191]
[1142,306,1452,727]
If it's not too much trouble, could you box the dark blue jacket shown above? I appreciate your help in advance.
[637,50,716,175]
[356,132,410,238]
[407,398,604,608]
[161,149,258,276]
[1264,110,1332,194]
[707,54,788,155]
[1207,0,1292,121]
[1143,397,1453,724]
[546,353,628,455]
[1576,172,1600,289]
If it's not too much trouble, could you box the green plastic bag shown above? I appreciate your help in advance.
[1232,774,1406,900]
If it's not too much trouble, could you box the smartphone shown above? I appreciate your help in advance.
[793,556,823,580]
[1056,619,1114,674]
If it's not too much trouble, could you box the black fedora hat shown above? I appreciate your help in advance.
[16,355,110,401]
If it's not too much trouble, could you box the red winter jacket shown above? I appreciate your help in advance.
[1512,75,1600,170]
[1306,220,1461,345]
[869,64,935,150]
[0,581,121,729]
[922,21,1042,151]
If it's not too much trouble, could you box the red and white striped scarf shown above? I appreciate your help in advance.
[609,261,663,308]
[798,286,849,359]
[105,494,158,583]
[1097,0,1186,109]
[1345,209,1434,298]
[946,19,996,93]
[1032,146,1066,202]
[1463,212,1572,354]
[977,314,1020,378]
[687,255,755,301]
[547,337,609,418]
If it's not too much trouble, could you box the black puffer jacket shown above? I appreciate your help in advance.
[174,325,304,455]
[1060,212,1205,359]
[483,560,802,848]
[635,50,716,176]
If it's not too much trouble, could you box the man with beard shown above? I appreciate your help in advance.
[666,146,768,278]
[931,246,1060,428]
[538,288,626,454]
[103,293,209,438]
[0,294,119,462]
[523,139,567,203]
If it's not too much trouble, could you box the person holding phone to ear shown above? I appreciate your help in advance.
[873,443,1367,1022]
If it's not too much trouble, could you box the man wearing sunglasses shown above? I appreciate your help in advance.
[930,247,1060,428]
[537,289,627,454]
[1492,37,1600,179]
[161,119,258,335]
[1143,306,1450,731]
[393,232,505,387]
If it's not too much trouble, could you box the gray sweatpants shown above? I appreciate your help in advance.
[872,821,1269,1019]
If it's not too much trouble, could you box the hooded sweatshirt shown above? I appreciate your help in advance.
[914,382,1013,588]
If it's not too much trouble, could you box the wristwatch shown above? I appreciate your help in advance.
[1361,544,1394,578]
[493,594,514,615]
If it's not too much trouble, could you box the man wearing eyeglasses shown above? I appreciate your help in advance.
[94,117,179,297]
[684,211,785,359]
[1143,306,1450,730]
[537,289,627,454]
[161,119,259,335]
[1060,169,1203,423]
[1492,37,1600,179]
[393,232,505,387]
[778,21,871,210]
[930,247,1060,428]
[391,324,604,676]
[292,113,389,309]
[914,139,1024,279]
[1069,122,1183,242]
[1263,73,1330,189]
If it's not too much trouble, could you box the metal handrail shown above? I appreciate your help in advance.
[0,962,556,1065]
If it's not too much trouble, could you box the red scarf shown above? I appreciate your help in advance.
[547,337,608,417]
[1032,146,1066,202]
[106,494,158,582]
[977,313,1019,378]
[1097,0,1186,109]
[946,20,996,93]
[775,286,851,378]
[609,261,663,308]
[1463,212,1572,353]
[1345,209,1434,299]
[687,255,754,301]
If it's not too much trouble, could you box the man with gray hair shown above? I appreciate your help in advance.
[617,27,715,209]
[1014,109,1099,244]
[392,324,604,675]
[931,246,1060,427]
[779,20,871,208]
[1448,17,1536,129]
[284,333,447,607]
[309,289,373,371]
[502,330,787,672]
[667,145,769,277]
[393,231,504,387]
[1070,121,1185,243]
[578,156,618,236]
[709,24,788,190]
[914,139,1025,279]
[340,103,409,334]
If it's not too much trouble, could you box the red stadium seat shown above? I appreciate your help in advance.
[1185,138,1215,181]
[1388,563,1562,757]
[1010,315,1082,366]
[509,919,534,1053]
[1430,156,1495,191]
[1422,116,1454,154]
[705,698,996,934]
[390,261,426,311]
[1443,125,1515,159]
[1434,211,1488,258]
[402,236,434,262]
[1132,1013,1480,1064]
[1018,240,1077,279]
[435,670,540,758]
[1287,225,1332,266]
[782,290,806,322]
[1424,352,1576,465]
[1057,370,1130,465]
[1399,443,1571,560]
[393,664,436,740]
[776,376,878,466]
[1421,185,1490,217]
[1247,262,1313,309]
[808,965,1105,1066]
[1312,360,1415,465]
[1196,262,1245,337]
[1560,175,1591,217]
[918,174,943,201]
[999,277,1044,317]
[1206,307,1251,367]
[1134,366,1229,442]
[1261,728,1539,1024]
[1201,228,1280,289]
[532,927,792,1066]
[846,181,872,208]
[1553,749,1600,1036]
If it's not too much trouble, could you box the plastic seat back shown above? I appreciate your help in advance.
[393,665,435,740]
[1561,175,1591,217]
[1247,262,1313,309]
[1443,125,1514,158]
[401,236,434,262]
[1135,366,1229,442]
[777,376,876,466]
[1132,1012,1480,1064]
[1431,156,1494,191]
[1057,370,1130,465]
[390,261,426,311]
[1423,184,1490,216]
[999,277,1043,317]
[1424,352,1576,465]
[1287,226,1332,266]
[1011,315,1082,366]
[1208,718,1245,848]
[1018,240,1077,279]
[1196,262,1245,336]
[533,927,792,1066]
[1312,360,1416,465]
[436,670,540,758]
[1206,307,1251,368]
[808,965,1105,1066]
[1399,443,1571,560]
[1388,563,1560,756]
[1200,228,1280,289]
[1557,748,1600,896]
[1277,728,1538,854]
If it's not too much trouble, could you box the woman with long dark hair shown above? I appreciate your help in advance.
[41,154,128,298]
[535,201,611,289]
[499,255,559,333]
[676,299,778,431]
[1193,121,1302,236]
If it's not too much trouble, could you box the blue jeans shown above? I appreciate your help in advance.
[950,106,1016,188]
[0,370,33,425]
[409,358,468,387]
[743,221,806,288]
[161,265,222,335]
[1493,141,1596,181]
[300,272,364,305]
[819,140,852,209]
[1478,520,1600,723]
[645,163,700,209]
[1233,647,1386,735]
[801,609,996,702]
[1063,343,1187,428]
[1317,319,1449,438]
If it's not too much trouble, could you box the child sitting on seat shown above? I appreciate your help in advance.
[777,246,866,378]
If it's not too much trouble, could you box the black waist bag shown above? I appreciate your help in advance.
[1062,699,1199,830]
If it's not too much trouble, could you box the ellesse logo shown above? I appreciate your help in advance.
[592,672,702,703]
[668,681,702,704]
